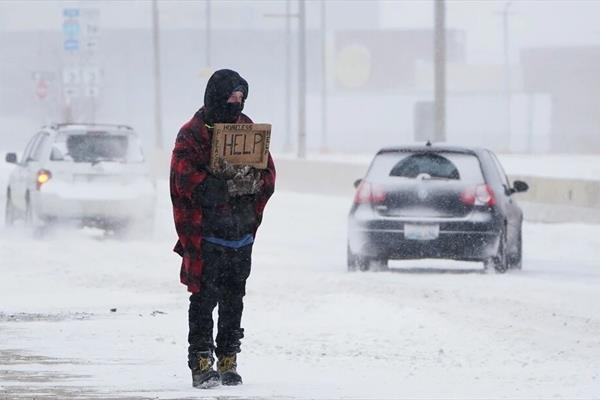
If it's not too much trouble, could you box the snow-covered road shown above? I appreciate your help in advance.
[0,186,599,399]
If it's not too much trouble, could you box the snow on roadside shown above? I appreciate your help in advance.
[0,187,599,399]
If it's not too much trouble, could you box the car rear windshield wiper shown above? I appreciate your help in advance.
[418,176,454,181]
[401,173,455,181]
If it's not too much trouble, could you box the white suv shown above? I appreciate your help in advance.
[4,123,156,232]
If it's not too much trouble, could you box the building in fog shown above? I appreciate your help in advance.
[521,47,600,153]
[1,1,600,154]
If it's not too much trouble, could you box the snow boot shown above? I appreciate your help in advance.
[218,354,243,386]
[190,351,220,389]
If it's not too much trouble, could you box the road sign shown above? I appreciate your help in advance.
[61,7,102,104]
[62,68,81,86]
[63,7,81,54]
[64,39,79,52]
[63,20,80,36]
[84,86,100,98]
[36,80,49,100]
[63,8,79,18]
[64,86,80,99]
[83,67,101,86]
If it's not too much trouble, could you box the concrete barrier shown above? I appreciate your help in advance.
[153,152,600,223]
[510,174,600,209]
[274,158,600,223]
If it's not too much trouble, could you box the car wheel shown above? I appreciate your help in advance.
[25,196,33,225]
[5,190,15,227]
[485,230,508,273]
[371,258,389,272]
[347,244,358,272]
[509,229,523,270]
[24,194,44,231]
[358,257,389,272]
[358,257,370,272]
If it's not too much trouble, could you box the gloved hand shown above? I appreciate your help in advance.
[227,168,264,197]
[216,158,240,180]
[193,174,229,207]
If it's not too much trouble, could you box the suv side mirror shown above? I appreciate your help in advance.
[353,179,362,189]
[5,152,17,164]
[512,180,529,194]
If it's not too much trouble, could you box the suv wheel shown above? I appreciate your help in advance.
[25,195,33,225]
[24,194,44,231]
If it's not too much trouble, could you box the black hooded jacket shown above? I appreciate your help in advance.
[203,69,249,125]
[182,69,268,241]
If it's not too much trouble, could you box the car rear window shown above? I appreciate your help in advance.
[50,131,145,163]
[368,151,485,184]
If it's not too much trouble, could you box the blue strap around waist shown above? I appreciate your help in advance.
[203,234,254,249]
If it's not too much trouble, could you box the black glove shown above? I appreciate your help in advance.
[227,168,263,197]
[193,174,229,207]
[215,159,240,180]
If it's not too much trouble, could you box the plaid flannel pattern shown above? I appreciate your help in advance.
[170,110,276,293]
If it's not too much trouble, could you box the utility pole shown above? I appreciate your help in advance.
[206,0,211,67]
[297,0,306,158]
[152,0,163,150]
[434,0,446,143]
[284,0,292,152]
[264,2,295,153]
[320,0,328,152]
[501,1,513,150]
[264,1,305,157]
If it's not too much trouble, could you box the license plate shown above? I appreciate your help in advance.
[404,224,439,240]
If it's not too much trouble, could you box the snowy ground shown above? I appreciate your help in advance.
[0,179,599,399]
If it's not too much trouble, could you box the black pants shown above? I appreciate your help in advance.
[188,241,252,364]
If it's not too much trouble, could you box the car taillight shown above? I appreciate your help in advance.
[354,182,386,204]
[460,184,496,207]
[36,169,52,190]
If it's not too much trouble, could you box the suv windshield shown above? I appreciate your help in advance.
[51,131,145,163]
[368,151,485,184]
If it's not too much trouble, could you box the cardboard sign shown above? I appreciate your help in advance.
[210,123,271,171]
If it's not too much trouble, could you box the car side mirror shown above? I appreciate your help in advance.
[5,152,17,164]
[512,180,529,194]
[353,179,362,189]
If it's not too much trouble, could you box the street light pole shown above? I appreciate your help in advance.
[152,0,163,150]
[297,0,306,159]
[284,0,292,152]
[502,1,513,150]
[434,0,446,143]
[320,0,328,152]
[263,2,304,157]
[206,0,211,67]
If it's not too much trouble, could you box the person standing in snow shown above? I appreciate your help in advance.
[170,69,276,388]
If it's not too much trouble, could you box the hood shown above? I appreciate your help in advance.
[203,69,249,124]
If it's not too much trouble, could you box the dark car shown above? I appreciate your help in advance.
[347,144,529,273]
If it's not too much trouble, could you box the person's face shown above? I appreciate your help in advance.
[227,91,244,104]
[210,89,244,123]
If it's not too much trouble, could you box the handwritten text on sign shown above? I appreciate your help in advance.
[210,123,271,170]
